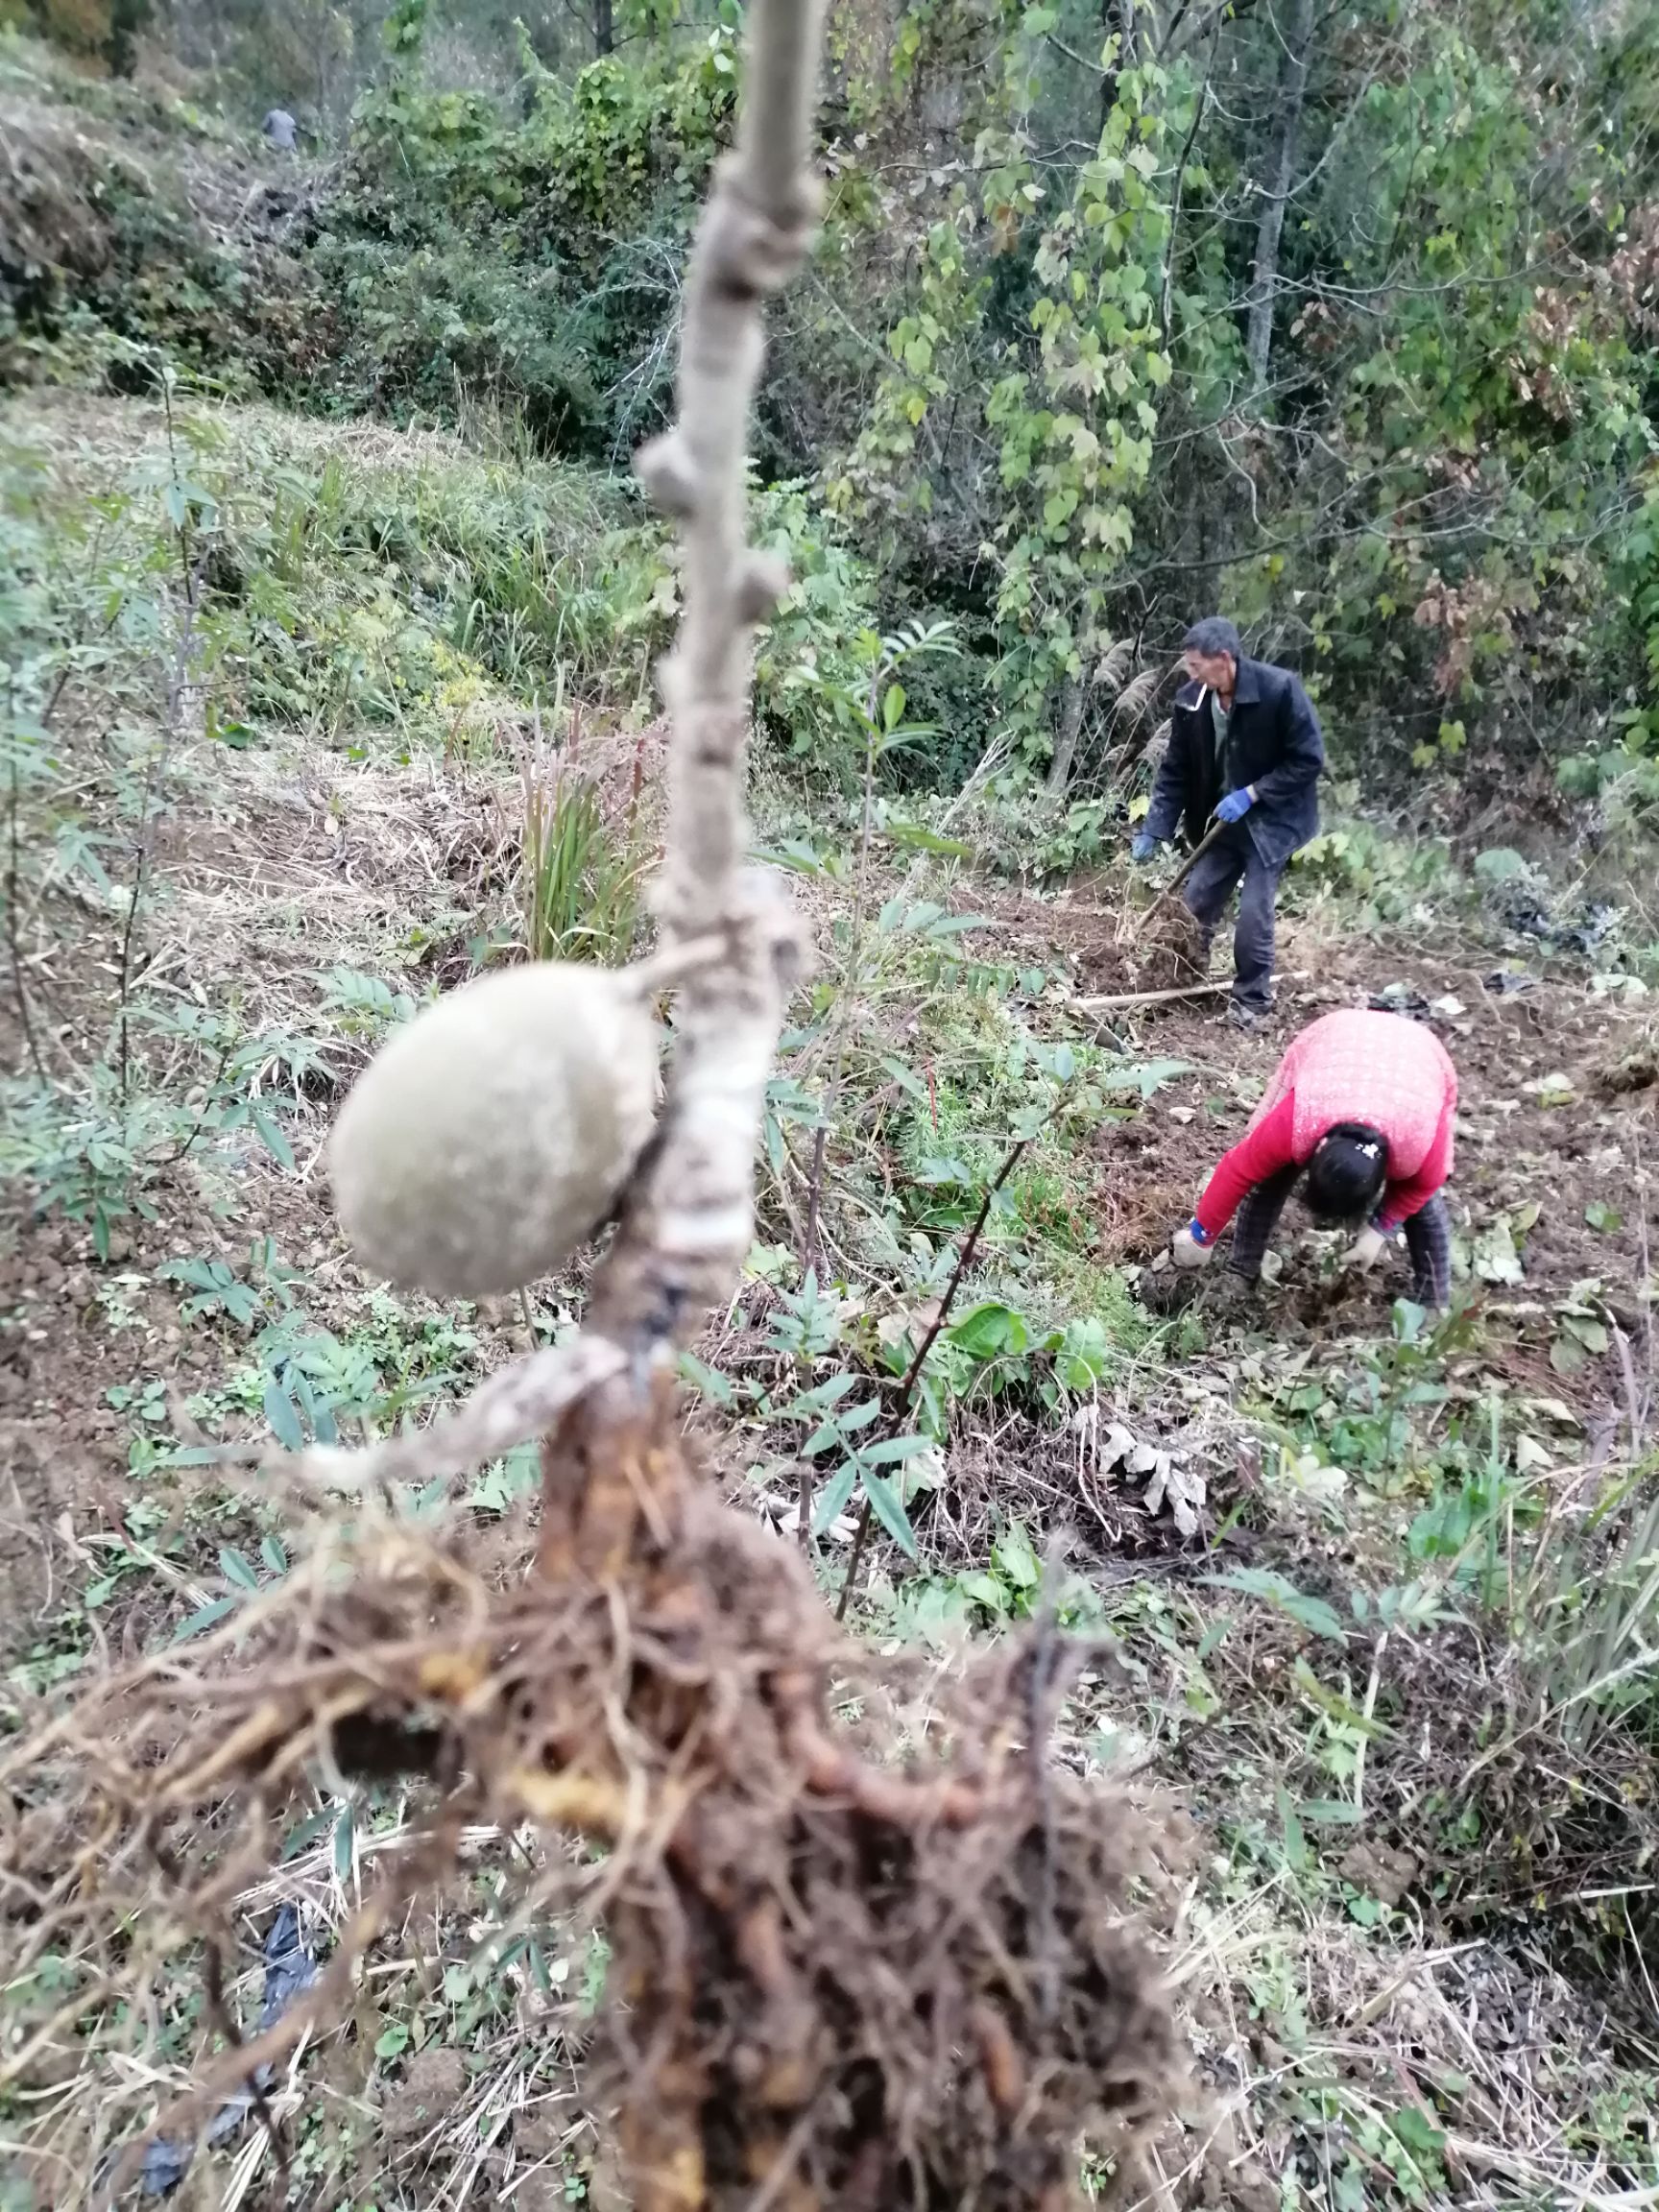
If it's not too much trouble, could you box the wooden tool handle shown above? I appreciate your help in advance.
[1143,814,1225,923]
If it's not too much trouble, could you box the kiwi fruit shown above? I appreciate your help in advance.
[330,962,659,1298]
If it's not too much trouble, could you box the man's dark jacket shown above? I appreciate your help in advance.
[1144,656,1324,872]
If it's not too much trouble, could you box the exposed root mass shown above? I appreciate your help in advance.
[2,1397,1181,2209]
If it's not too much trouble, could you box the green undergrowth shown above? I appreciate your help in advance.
[1,397,654,754]
[0,30,320,394]
[2,383,1655,2208]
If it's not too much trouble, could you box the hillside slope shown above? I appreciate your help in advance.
[2,386,1656,2206]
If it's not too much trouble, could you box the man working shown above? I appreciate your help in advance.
[1167,1006,1458,1309]
[1132,616,1324,1027]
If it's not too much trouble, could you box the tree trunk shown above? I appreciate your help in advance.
[1100,0,1136,132]
[594,0,614,56]
[1244,0,1315,397]
[1046,674,1086,799]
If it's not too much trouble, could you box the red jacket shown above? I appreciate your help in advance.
[1194,1009,1457,1238]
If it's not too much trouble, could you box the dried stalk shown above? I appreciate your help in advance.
[835,1134,1034,1621]
[6,719,48,1082]
[1072,980,1228,1011]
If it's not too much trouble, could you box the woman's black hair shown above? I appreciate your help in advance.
[1304,1120,1388,1225]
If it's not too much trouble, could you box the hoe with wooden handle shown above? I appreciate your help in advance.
[1113,812,1227,946]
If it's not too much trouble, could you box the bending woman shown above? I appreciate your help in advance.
[1169,1007,1458,1308]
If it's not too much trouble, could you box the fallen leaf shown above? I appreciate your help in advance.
[1101,1422,1138,1466]
[1522,1396,1582,1428]
[1143,1454,1206,1537]
[1274,1448,1347,1505]
[1339,1839,1419,1907]
[1474,1216,1525,1286]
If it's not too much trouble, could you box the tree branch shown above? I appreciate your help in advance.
[1244,0,1316,397]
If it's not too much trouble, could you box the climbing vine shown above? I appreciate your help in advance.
[981,34,1171,767]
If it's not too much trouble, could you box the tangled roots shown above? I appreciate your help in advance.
[1143,903,1208,988]
[3,1391,1182,2208]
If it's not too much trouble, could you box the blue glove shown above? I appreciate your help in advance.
[1216,787,1255,825]
[1130,830,1157,862]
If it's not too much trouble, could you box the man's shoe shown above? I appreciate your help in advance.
[1226,999,1268,1032]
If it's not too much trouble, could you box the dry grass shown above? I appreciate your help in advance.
[1165,1884,1656,2212]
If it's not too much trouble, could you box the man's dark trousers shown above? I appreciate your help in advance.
[1183,824,1280,1012]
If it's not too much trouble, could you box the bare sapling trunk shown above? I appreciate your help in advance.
[588,0,824,1354]
[1046,671,1087,798]
[1244,0,1315,397]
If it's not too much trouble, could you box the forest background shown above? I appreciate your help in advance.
[7,0,1659,821]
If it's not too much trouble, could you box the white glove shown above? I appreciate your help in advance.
[1171,1224,1214,1270]
[1344,1224,1387,1271]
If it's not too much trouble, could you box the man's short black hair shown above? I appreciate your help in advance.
[1304,1121,1389,1226]
[1182,616,1242,661]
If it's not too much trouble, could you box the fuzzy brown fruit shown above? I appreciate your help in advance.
[330,963,659,1299]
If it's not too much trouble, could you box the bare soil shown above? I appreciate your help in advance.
[1017,894,1655,1410]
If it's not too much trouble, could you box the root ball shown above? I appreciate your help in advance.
[329,962,659,1297]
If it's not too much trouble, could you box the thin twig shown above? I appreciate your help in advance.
[162,1031,234,1164]
[119,376,209,1101]
[200,1935,289,2192]
[6,720,47,1081]
[1159,8,1222,342]
[116,557,204,1101]
[835,1134,1033,1621]
[1027,1564,1062,2029]
[9,534,142,1084]
[803,699,882,1273]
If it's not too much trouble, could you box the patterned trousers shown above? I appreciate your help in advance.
[1228,1170,1453,1306]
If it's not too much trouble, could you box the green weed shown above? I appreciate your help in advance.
[521,757,647,966]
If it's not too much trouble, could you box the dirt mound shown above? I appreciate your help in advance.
[969,878,1210,1001]
[1597,1022,1658,1095]
[0,99,131,322]
[0,62,330,383]
[985,893,1659,1415]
